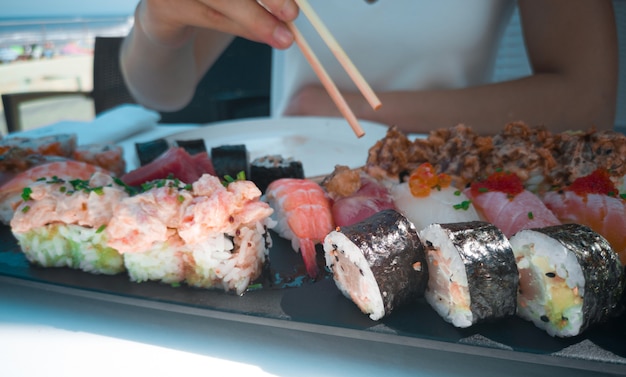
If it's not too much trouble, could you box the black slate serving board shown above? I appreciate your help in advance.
[1,225,625,375]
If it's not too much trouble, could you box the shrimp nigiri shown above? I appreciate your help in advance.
[265,178,335,278]
[542,169,626,264]
[0,160,111,224]
[464,171,560,238]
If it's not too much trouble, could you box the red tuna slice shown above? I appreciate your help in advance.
[191,151,216,177]
[332,177,396,227]
[121,147,214,186]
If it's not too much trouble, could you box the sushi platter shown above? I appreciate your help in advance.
[1,225,625,374]
[1,117,626,375]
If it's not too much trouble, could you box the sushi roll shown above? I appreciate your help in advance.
[0,133,77,158]
[135,138,169,166]
[250,155,305,193]
[73,143,126,177]
[211,144,249,180]
[510,224,625,337]
[10,171,129,274]
[175,139,207,155]
[391,163,481,232]
[419,221,519,328]
[106,174,275,295]
[323,209,428,320]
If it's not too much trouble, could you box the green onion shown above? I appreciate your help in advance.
[21,187,33,201]
[453,200,472,211]
[527,211,534,219]
[96,224,106,233]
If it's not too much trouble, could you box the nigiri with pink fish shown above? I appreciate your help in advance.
[542,168,626,265]
[321,165,395,227]
[464,170,560,238]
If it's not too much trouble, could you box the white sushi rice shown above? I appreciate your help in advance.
[510,230,585,337]
[124,219,273,296]
[123,242,186,284]
[14,224,125,275]
[323,231,386,321]
[419,224,473,328]
[187,222,271,295]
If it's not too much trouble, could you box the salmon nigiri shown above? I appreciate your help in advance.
[265,178,335,278]
[542,169,626,265]
[464,171,560,238]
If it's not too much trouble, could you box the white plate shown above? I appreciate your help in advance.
[164,116,390,177]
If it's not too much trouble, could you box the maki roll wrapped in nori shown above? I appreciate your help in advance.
[250,155,305,193]
[419,221,519,328]
[175,139,207,155]
[211,144,249,180]
[323,209,428,320]
[135,138,169,166]
[510,224,625,337]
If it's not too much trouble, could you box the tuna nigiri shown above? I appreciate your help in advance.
[265,178,335,278]
[464,170,560,238]
[322,166,395,227]
[542,169,626,265]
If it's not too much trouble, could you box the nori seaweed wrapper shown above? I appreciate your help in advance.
[211,144,249,180]
[534,223,625,330]
[135,138,169,166]
[333,209,428,315]
[250,155,305,193]
[434,221,519,323]
[175,139,207,155]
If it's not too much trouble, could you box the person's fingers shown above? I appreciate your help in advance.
[140,0,298,49]
[198,0,298,48]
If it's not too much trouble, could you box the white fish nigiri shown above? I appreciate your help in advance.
[391,163,480,231]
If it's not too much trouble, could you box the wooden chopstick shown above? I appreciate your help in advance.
[294,0,382,111]
[286,21,366,138]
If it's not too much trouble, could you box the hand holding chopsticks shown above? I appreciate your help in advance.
[287,0,382,138]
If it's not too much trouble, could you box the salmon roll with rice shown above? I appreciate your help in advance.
[10,171,129,274]
[106,174,276,295]
[510,224,625,337]
[419,221,519,328]
[323,209,428,320]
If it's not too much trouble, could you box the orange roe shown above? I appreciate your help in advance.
[567,169,619,196]
[470,171,524,197]
[408,163,452,197]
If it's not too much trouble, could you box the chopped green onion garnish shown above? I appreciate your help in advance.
[21,187,33,201]
[453,200,472,211]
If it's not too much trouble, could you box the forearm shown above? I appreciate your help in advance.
[120,15,232,111]
[357,72,617,135]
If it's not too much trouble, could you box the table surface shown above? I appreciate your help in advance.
[1,119,624,377]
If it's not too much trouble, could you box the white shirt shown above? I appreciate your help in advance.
[271,0,516,116]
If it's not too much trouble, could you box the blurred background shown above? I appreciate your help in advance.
[0,0,624,135]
